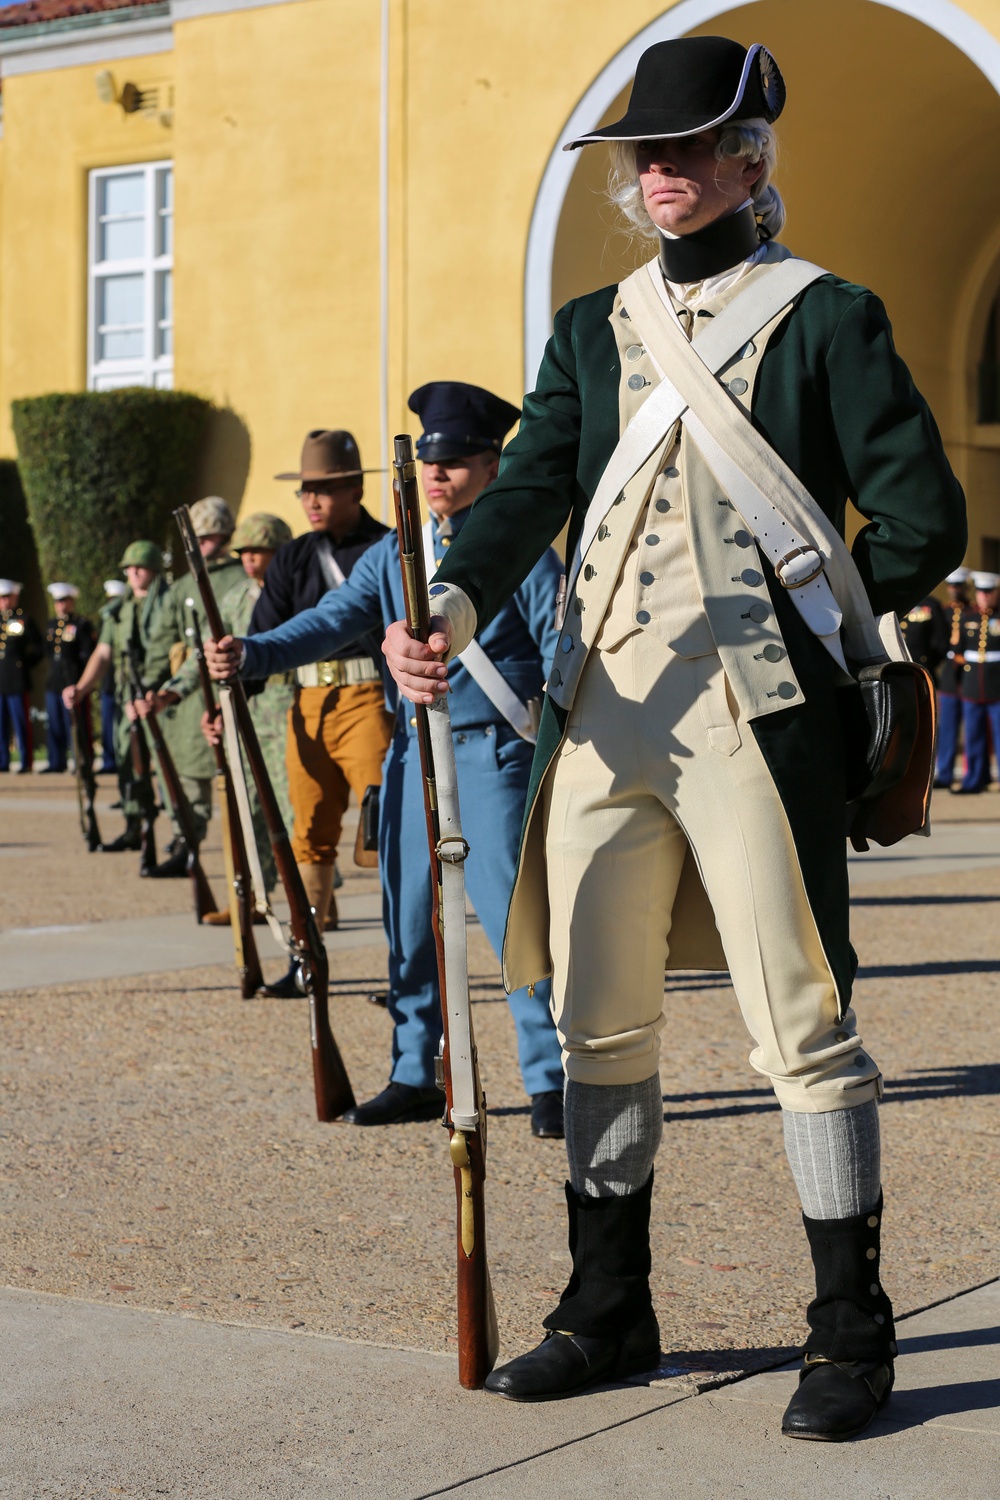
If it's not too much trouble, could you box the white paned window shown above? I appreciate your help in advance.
[88,162,173,391]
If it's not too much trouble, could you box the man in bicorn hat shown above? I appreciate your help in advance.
[206,387,566,1134]
[384,38,966,1435]
[65,542,169,855]
[42,583,96,773]
[236,430,396,949]
[954,571,1000,793]
[142,497,244,876]
[934,566,971,788]
[98,579,127,773]
[0,578,44,772]
[195,511,295,914]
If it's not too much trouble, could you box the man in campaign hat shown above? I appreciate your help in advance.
[954,571,1000,793]
[66,541,169,855]
[384,36,966,1436]
[934,566,972,788]
[225,430,396,958]
[205,385,566,1133]
[0,578,44,772]
[42,582,96,772]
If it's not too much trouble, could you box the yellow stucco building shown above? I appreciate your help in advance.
[1,0,999,563]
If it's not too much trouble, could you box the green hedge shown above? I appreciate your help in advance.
[12,388,212,618]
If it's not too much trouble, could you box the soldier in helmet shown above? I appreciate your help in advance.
[64,542,169,856]
[42,582,96,773]
[0,578,44,772]
[98,580,127,772]
[142,497,244,876]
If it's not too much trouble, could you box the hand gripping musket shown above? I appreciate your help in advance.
[173,505,355,1122]
[71,701,102,851]
[186,605,264,998]
[392,434,499,1390]
[124,644,219,923]
[123,656,158,873]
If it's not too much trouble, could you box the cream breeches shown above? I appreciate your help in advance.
[542,634,882,1113]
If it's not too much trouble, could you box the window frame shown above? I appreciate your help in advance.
[87,160,174,391]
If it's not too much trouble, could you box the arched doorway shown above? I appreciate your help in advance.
[527,0,1000,561]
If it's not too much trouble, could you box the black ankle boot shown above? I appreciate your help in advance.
[484,1175,660,1401]
[782,1192,896,1441]
[102,817,143,853]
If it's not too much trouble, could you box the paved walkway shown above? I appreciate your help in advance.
[2,1279,996,1498]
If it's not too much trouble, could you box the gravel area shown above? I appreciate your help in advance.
[1,775,998,1385]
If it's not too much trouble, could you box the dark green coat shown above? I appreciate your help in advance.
[435,270,967,1004]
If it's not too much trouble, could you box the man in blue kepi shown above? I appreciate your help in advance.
[206,382,566,1136]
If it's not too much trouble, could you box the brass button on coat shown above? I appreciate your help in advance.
[598,524,610,541]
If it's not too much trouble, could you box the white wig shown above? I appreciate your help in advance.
[606,119,786,243]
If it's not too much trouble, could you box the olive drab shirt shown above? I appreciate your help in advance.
[98,581,170,706]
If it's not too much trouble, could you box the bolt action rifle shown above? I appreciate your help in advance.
[71,700,102,851]
[173,504,355,1122]
[392,434,498,1390]
[125,644,218,923]
[185,605,264,998]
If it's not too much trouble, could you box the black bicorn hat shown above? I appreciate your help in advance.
[408,382,521,463]
[565,37,785,150]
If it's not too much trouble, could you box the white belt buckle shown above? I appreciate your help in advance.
[775,545,825,590]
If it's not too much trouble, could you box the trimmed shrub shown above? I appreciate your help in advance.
[12,388,212,618]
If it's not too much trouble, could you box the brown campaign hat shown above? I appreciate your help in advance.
[274,429,380,482]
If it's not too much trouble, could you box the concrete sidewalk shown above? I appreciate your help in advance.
[2,1279,996,1498]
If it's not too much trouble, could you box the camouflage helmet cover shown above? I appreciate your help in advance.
[231,511,293,552]
[119,540,164,571]
[189,495,236,537]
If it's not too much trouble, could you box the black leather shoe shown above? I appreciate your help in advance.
[342,1081,444,1126]
[531,1090,565,1138]
[102,828,142,853]
[781,1356,893,1440]
[260,963,305,999]
[150,844,191,878]
[485,1320,661,1402]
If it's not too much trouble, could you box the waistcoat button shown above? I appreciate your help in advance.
[655,498,670,513]
[748,603,769,624]
[762,644,784,663]
[639,571,655,586]
[663,466,679,478]
[625,344,644,361]
[728,377,748,396]
[561,637,574,653]
[636,610,651,625]
[627,373,647,391]
[733,530,752,548]
[584,565,596,580]
[645,534,660,546]
[741,569,762,586]
[598,524,610,541]
[776,681,797,699]
[741,340,756,358]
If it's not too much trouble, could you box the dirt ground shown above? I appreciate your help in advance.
[1,772,998,1382]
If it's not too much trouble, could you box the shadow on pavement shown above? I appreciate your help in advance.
[657,1065,1000,1120]
[852,893,1000,906]
[857,959,1000,978]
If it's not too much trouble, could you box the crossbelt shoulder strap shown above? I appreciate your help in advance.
[422,522,537,744]
[623,259,887,671]
[570,256,829,595]
[317,535,347,593]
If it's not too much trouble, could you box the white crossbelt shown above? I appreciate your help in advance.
[422,521,537,743]
[569,258,830,602]
[618,257,894,672]
[316,535,347,592]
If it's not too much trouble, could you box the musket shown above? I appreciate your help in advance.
[185,605,264,998]
[124,657,158,874]
[124,644,219,923]
[392,433,498,1390]
[71,700,102,851]
[173,504,355,1122]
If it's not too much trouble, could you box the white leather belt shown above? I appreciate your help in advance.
[296,657,380,689]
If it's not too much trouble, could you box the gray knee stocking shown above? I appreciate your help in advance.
[782,1100,881,1220]
[565,1076,663,1198]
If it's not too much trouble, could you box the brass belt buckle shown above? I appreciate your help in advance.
[775,545,824,590]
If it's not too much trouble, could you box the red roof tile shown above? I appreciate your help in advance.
[0,0,163,31]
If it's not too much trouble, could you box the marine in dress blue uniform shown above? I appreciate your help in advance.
[934,566,971,788]
[217,385,566,1134]
[956,571,1000,793]
[0,578,44,772]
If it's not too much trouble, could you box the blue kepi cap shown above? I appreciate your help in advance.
[408,381,521,462]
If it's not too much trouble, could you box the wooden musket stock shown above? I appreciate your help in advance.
[125,645,218,923]
[172,506,354,1121]
[187,609,264,997]
[392,434,496,1390]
